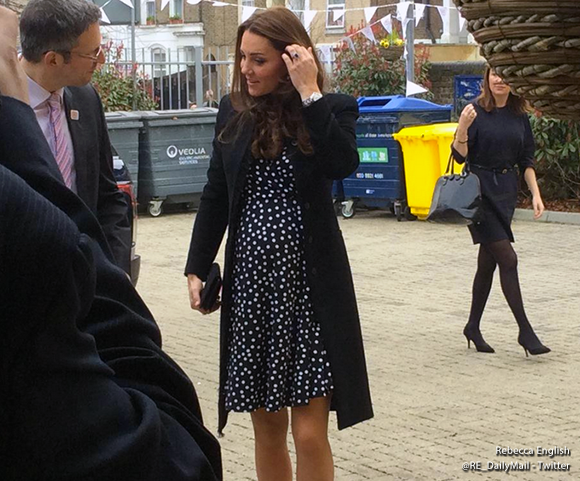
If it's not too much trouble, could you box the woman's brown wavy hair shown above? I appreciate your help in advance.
[221,7,326,159]
[477,65,529,115]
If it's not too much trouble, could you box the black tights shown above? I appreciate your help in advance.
[467,239,533,333]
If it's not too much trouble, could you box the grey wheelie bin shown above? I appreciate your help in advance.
[105,111,143,196]
[138,108,217,217]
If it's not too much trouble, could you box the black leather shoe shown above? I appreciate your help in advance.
[463,324,495,353]
[518,330,551,357]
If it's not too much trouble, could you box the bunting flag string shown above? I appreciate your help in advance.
[137,0,462,17]
[111,0,466,54]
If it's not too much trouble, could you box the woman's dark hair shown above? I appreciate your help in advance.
[224,7,326,159]
[477,66,529,115]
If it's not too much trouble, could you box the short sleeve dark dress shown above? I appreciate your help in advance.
[451,103,535,245]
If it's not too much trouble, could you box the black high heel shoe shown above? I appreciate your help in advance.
[463,324,495,353]
[518,330,551,357]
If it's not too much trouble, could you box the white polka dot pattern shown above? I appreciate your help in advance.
[224,148,334,413]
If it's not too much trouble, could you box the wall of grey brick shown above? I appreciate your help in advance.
[429,61,486,114]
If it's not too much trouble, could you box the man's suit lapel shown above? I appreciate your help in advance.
[63,88,88,200]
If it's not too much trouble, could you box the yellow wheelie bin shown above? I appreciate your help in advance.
[394,123,463,220]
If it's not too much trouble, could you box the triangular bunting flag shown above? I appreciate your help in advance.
[117,0,133,8]
[343,37,355,52]
[161,0,170,11]
[406,80,428,97]
[364,7,378,24]
[318,45,332,62]
[459,15,467,31]
[212,1,227,6]
[380,15,393,34]
[361,25,376,44]
[415,4,426,26]
[187,0,202,4]
[396,1,411,22]
[333,9,345,23]
[304,10,317,31]
[437,6,450,27]
[100,7,111,24]
[242,6,257,22]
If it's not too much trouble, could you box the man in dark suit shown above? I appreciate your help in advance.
[20,0,131,274]
[0,6,221,480]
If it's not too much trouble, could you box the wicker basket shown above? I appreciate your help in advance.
[454,0,580,119]
[382,46,405,61]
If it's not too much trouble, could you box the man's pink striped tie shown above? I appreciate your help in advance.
[47,93,75,189]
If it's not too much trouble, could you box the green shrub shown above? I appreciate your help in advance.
[529,114,580,204]
[92,42,157,112]
[332,25,432,99]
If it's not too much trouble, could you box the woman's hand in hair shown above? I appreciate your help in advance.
[281,44,321,100]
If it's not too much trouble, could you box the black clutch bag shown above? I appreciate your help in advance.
[427,155,482,225]
[200,263,222,311]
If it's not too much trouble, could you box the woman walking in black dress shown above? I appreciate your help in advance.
[185,7,372,480]
[452,66,550,357]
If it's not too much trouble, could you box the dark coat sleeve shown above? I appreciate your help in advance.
[518,114,536,170]
[302,93,360,179]
[451,116,478,165]
[92,86,133,274]
[184,96,232,280]
[0,95,222,481]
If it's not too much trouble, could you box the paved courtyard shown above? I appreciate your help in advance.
[137,210,580,480]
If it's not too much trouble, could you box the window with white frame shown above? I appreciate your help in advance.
[146,1,156,17]
[287,0,305,23]
[326,0,345,29]
[152,47,167,77]
[170,0,183,18]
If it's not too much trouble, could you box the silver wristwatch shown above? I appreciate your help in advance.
[302,92,323,108]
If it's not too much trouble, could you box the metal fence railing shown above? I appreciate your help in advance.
[105,45,337,110]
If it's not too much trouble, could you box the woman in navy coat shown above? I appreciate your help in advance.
[185,7,372,481]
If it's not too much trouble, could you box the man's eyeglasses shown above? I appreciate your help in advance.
[70,45,104,62]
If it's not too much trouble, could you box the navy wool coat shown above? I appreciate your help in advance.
[185,93,373,434]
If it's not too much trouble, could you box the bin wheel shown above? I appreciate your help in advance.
[404,206,417,221]
[333,200,343,216]
[394,202,403,222]
[341,200,356,219]
[148,202,163,217]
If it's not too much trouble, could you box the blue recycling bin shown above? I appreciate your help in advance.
[454,75,483,117]
[340,95,452,220]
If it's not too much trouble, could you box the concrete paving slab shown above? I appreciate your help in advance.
[137,211,580,480]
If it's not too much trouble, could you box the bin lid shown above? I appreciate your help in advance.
[358,95,452,113]
[105,111,145,122]
[151,108,218,119]
[393,122,458,141]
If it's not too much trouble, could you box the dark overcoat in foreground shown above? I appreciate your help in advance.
[185,93,374,434]
[0,96,222,481]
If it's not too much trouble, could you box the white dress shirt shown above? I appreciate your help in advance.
[27,76,77,192]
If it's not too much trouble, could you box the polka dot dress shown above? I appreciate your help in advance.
[224,147,334,413]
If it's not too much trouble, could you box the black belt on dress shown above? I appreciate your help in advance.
[471,164,514,174]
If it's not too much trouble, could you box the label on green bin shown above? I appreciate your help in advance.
[358,147,388,164]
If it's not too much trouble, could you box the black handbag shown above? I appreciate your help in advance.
[426,155,482,225]
[200,263,222,311]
